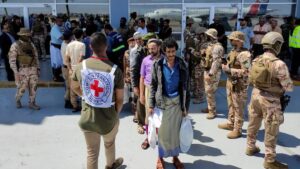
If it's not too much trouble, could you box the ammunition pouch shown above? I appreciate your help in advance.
[17,55,34,66]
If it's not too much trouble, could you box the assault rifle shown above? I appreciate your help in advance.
[280,95,291,111]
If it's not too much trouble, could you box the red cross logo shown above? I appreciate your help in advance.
[90,80,104,97]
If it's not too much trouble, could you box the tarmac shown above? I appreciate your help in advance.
[0,86,299,169]
[0,58,300,169]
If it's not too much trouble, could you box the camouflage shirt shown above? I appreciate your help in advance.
[8,40,39,74]
[227,49,252,87]
[251,52,293,94]
[207,41,224,75]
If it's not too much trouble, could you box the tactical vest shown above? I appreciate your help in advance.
[32,21,44,34]
[228,48,248,69]
[204,42,221,70]
[16,41,36,66]
[250,54,284,96]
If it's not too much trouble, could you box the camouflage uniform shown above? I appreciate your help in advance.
[219,31,252,139]
[246,32,293,169]
[32,20,47,60]
[8,28,40,109]
[221,49,251,136]
[184,27,196,93]
[203,40,224,119]
[190,27,207,103]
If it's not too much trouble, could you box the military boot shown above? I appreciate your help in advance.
[227,130,242,139]
[218,122,234,130]
[29,102,41,110]
[206,112,216,119]
[201,108,209,113]
[16,100,22,109]
[263,160,288,169]
[105,157,124,169]
[245,146,260,156]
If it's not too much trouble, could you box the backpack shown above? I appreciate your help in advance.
[250,55,278,89]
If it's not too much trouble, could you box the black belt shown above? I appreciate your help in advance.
[51,43,61,49]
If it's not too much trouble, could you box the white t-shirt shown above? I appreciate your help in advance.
[65,40,85,71]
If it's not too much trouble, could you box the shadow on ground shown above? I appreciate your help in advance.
[163,160,241,169]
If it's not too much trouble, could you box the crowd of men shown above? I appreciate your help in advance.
[0,12,299,169]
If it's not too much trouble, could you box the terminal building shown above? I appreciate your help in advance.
[1,0,299,47]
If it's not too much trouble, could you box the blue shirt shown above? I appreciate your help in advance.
[83,37,93,59]
[237,26,254,50]
[162,58,180,98]
[50,24,63,45]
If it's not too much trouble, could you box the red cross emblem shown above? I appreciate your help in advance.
[90,80,104,97]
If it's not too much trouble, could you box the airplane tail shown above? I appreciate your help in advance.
[247,0,269,16]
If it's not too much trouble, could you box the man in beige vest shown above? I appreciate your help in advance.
[246,32,293,169]
[218,31,251,139]
[9,28,40,110]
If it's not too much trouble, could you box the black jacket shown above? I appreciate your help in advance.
[149,56,190,112]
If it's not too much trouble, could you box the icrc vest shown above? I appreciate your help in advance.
[250,54,284,96]
[289,26,300,48]
[16,41,36,66]
[81,60,117,108]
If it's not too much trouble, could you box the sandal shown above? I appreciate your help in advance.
[173,157,184,169]
[133,117,138,123]
[156,158,165,169]
[137,125,145,134]
[141,138,150,150]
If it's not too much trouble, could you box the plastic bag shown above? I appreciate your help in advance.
[148,117,157,149]
[180,116,193,153]
[123,83,130,104]
[148,108,163,149]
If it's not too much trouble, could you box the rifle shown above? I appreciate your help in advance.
[280,95,291,111]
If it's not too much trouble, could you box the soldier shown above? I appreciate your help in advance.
[189,27,207,104]
[246,32,293,169]
[201,28,224,119]
[31,14,47,61]
[218,31,252,139]
[9,28,40,110]
[184,18,196,94]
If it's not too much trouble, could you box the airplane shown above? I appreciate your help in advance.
[144,0,274,22]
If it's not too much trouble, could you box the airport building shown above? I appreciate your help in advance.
[1,0,299,48]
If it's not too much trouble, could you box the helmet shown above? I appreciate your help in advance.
[228,31,245,42]
[205,28,218,39]
[17,28,31,37]
[195,27,207,34]
[262,32,284,55]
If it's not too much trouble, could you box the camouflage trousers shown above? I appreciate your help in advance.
[247,88,284,163]
[33,34,46,59]
[193,64,205,102]
[226,80,248,131]
[15,67,38,103]
[204,70,221,115]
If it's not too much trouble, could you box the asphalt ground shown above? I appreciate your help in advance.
[0,87,299,169]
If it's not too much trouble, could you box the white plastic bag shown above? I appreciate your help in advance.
[180,116,193,153]
[148,117,157,149]
[148,108,163,149]
[123,83,130,104]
